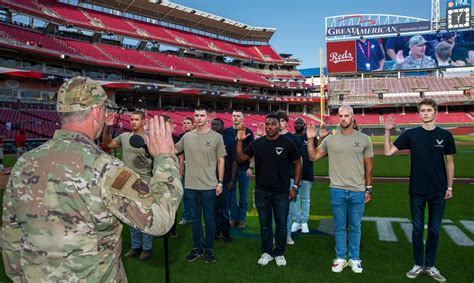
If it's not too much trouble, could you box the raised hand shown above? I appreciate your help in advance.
[306,123,317,139]
[144,116,175,158]
[319,122,330,138]
[384,114,396,130]
[237,124,250,141]
[105,114,115,126]
[256,122,265,137]
[395,50,405,65]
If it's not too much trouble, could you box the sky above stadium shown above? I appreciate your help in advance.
[172,0,436,69]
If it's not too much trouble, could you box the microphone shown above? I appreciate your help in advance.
[129,134,151,159]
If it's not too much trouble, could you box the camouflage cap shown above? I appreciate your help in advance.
[57,76,110,113]
[408,35,427,48]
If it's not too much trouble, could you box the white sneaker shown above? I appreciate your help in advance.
[406,265,424,279]
[348,259,363,273]
[291,222,301,232]
[286,236,295,245]
[425,266,446,282]
[301,223,309,233]
[275,255,287,267]
[331,258,347,273]
[257,253,273,266]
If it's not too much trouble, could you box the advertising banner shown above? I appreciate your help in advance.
[326,21,431,37]
[326,41,356,73]
[326,30,474,74]
[446,0,471,30]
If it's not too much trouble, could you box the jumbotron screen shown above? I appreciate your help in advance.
[326,30,474,74]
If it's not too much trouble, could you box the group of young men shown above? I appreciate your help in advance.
[2,75,456,282]
[159,99,454,282]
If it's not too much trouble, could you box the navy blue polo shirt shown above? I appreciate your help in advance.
[356,39,385,72]
[393,126,456,196]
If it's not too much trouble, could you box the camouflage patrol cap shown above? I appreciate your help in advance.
[57,76,110,112]
[408,35,427,48]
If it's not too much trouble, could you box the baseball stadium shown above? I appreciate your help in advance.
[0,0,473,282]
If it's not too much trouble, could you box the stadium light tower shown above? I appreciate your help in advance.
[431,0,441,31]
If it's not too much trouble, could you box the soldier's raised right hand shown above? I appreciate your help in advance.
[395,50,405,65]
[145,116,175,157]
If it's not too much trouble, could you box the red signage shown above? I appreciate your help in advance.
[326,41,356,74]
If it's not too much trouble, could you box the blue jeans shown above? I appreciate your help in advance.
[255,189,289,257]
[229,169,249,222]
[181,178,191,221]
[287,179,312,235]
[130,227,153,251]
[330,187,365,260]
[215,182,231,236]
[410,194,446,267]
[186,188,216,250]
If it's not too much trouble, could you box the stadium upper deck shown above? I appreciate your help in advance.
[0,0,284,63]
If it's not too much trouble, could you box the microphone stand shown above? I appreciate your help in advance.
[111,108,126,141]
[107,107,126,158]
[145,147,170,283]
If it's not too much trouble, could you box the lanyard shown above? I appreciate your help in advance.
[358,41,371,62]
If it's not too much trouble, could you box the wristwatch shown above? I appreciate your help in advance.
[365,185,373,194]
[217,181,223,187]
[291,184,299,190]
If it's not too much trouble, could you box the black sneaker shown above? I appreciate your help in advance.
[186,248,203,262]
[204,249,217,263]
[222,234,233,243]
[123,248,141,258]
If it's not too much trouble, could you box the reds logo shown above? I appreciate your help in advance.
[329,50,354,64]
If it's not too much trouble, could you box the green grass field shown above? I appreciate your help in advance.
[1,182,473,282]
[0,139,473,282]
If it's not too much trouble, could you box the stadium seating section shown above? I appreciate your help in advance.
[0,22,299,86]
[1,0,284,63]
[328,76,474,105]
[2,108,472,142]
[324,112,473,125]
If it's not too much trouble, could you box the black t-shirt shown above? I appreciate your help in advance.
[222,133,236,182]
[282,132,301,177]
[223,127,254,170]
[245,135,300,192]
[393,126,456,196]
[295,133,314,182]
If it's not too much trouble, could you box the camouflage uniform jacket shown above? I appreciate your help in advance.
[392,54,437,70]
[2,130,183,282]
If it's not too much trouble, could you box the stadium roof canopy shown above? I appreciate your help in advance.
[82,0,276,42]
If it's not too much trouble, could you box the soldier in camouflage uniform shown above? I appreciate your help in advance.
[392,35,437,70]
[2,76,183,282]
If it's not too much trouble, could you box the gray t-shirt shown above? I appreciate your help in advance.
[175,129,226,190]
[113,132,152,182]
[319,130,373,192]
